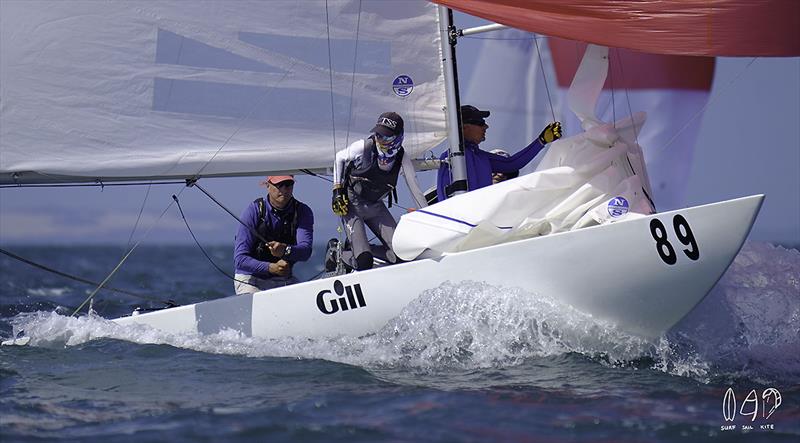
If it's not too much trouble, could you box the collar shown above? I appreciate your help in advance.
[266,196,296,216]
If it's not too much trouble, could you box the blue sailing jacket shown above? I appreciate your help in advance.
[234,198,314,279]
[436,139,546,202]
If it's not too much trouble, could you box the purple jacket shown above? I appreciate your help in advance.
[436,139,546,201]
[234,197,314,279]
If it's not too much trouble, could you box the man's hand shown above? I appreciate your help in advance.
[332,185,349,216]
[268,259,292,277]
[538,121,562,144]
[267,241,287,257]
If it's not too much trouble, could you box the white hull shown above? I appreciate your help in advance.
[115,195,763,340]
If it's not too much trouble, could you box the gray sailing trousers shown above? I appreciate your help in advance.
[340,197,398,270]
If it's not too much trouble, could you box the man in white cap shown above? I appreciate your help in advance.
[330,112,426,271]
[233,175,314,294]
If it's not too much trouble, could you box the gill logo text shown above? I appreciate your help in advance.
[316,280,366,315]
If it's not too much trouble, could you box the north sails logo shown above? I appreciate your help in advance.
[392,75,414,97]
[316,280,366,315]
[607,196,629,217]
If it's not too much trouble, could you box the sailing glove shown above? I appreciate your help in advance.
[538,121,563,144]
[332,186,349,216]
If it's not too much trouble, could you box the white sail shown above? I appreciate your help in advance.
[393,45,655,260]
[0,0,446,184]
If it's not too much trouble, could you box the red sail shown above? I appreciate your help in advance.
[433,0,800,57]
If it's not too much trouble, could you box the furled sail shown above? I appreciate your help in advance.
[0,1,446,184]
[433,0,800,57]
[393,45,655,260]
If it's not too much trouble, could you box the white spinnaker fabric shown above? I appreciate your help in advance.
[0,0,445,184]
[393,45,655,260]
[461,29,710,211]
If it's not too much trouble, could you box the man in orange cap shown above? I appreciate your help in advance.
[233,175,314,294]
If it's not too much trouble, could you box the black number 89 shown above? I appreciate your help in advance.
[649,214,700,265]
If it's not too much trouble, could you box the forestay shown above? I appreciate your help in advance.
[0,0,446,184]
[393,45,655,260]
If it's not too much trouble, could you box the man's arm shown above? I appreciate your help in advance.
[233,202,269,275]
[332,140,365,187]
[488,139,545,174]
[489,122,562,174]
[401,153,427,208]
[286,203,314,262]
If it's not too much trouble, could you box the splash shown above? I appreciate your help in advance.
[7,281,653,368]
[665,242,800,384]
[5,242,798,384]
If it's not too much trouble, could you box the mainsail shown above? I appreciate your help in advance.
[0,1,447,184]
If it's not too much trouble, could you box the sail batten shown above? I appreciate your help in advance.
[0,1,447,185]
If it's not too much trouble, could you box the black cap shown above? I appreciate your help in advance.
[460,105,490,126]
[372,112,404,137]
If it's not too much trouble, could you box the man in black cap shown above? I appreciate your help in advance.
[330,112,427,271]
[436,105,562,201]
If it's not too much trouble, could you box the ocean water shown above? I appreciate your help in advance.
[1,242,798,442]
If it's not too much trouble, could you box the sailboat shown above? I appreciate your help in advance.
[1,1,795,343]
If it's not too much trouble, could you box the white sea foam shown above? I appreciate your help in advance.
[26,287,71,297]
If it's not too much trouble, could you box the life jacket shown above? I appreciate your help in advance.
[346,137,403,205]
[252,197,300,263]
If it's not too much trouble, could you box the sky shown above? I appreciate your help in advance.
[0,11,798,248]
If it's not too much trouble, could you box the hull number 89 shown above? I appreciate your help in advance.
[649,214,700,265]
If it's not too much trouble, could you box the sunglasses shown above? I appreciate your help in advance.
[464,119,487,127]
[375,133,398,143]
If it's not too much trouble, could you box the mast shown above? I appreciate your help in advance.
[437,6,467,196]
[437,8,508,197]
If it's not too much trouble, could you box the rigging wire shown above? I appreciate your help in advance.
[344,0,363,148]
[324,0,352,250]
[126,182,153,248]
[658,57,760,153]
[614,48,641,144]
[608,51,617,127]
[325,0,338,155]
[532,33,557,122]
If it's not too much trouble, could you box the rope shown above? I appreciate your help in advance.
[0,247,166,303]
[70,194,180,316]
[300,169,333,183]
[172,195,249,286]
[126,183,153,248]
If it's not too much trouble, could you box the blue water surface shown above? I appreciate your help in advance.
[1,243,798,442]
